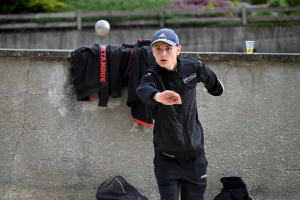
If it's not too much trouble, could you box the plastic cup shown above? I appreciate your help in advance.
[245,41,255,54]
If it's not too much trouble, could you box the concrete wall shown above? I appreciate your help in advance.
[0,50,299,200]
[1,25,300,53]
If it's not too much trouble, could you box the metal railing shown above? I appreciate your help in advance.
[0,6,299,30]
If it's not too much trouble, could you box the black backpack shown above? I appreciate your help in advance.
[96,176,148,200]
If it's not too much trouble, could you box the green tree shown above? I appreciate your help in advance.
[0,0,67,14]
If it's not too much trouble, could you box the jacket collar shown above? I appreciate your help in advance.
[156,58,181,77]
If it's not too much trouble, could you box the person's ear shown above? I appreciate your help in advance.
[177,45,181,56]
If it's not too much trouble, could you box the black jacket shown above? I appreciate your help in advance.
[127,40,156,126]
[136,58,223,160]
[213,177,254,200]
[106,43,135,98]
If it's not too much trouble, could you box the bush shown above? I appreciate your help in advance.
[0,0,23,14]
[287,0,300,6]
[268,0,289,6]
[0,0,67,14]
[26,0,68,12]
[244,0,267,4]
[169,0,230,9]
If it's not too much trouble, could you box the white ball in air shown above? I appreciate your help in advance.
[95,20,110,36]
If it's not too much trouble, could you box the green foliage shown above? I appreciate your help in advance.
[0,0,26,14]
[0,0,67,14]
[203,2,217,9]
[229,0,243,8]
[248,0,268,4]
[59,0,171,12]
[287,0,300,6]
[268,0,289,7]
[27,0,68,12]
[237,0,299,6]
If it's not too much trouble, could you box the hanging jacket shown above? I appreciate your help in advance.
[74,41,156,126]
[74,43,110,107]
[106,43,135,98]
[127,39,156,126]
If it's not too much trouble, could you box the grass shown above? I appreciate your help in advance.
[59,0,171,12]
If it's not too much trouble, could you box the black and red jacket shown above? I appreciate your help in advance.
[74,41,156,126]
[136,58,223,160]
[74,43,109,107]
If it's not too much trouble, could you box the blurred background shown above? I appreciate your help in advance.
[2,0,300,14]
[0,0,300,52]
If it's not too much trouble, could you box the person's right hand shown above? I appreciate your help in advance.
[153,90,182,105]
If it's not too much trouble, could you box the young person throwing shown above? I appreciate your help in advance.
[136,28,224,200]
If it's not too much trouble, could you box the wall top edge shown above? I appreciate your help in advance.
[181,52,300,62]
[0,49,300,62]
[0,49,73,59]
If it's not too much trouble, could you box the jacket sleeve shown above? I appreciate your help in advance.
[126,40,152,108]
[136,69,161,105]
[107,45,122,98]
[196,59,223,96]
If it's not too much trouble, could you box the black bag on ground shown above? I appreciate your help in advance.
[213,177,254,200]
[96,175,148,200]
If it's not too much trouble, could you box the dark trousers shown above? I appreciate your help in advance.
[154,148,208,200]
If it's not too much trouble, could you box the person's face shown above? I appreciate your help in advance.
[152,41,181,71]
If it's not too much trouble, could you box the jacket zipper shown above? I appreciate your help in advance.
[175,70,188,160]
